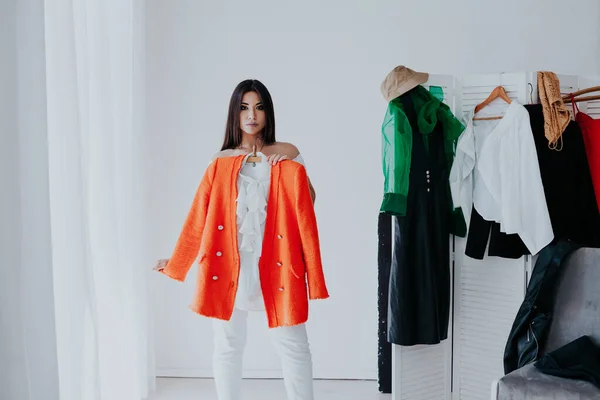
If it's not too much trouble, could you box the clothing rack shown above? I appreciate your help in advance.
[562,85,600,103]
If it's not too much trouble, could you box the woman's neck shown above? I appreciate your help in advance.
[238,134,264,152]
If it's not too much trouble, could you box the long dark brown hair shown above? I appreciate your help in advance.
[220,79,276,151]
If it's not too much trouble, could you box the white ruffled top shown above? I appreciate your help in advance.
[234,152,305,311]
[237,159,270,259]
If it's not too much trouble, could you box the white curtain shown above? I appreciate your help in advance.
[0,0,155,399]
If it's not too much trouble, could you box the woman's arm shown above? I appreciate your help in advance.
[308,177,316,204]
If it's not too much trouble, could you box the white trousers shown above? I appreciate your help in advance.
[212,308,314,400]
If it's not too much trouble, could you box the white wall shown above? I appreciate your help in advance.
[145,0,600,381]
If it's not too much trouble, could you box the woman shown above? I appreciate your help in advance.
[155,79,327,400]
[213,79,316,202]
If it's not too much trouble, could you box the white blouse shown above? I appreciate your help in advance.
[234,152,306,311]
[449,101,553,256]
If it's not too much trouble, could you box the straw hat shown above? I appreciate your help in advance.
[381,65,429,102]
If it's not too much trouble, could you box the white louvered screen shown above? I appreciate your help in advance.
[393,344,450,400]
[391,74,455,400]
[556,74,580,119]
[525,73,578,109]
[586,98,600,118]
[423,74,456,112]
[451,249,526,400]
[451,73,528,400]
[557,75,579,96]
[579,76,600,118]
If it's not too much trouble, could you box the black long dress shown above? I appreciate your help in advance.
[387,94,453,346]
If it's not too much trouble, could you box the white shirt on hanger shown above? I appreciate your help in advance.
[449,100,554,255]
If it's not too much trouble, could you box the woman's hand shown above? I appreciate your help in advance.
[153,259,169,271]
[266,154,289,165]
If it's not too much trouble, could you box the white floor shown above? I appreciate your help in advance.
[148,377,392,400]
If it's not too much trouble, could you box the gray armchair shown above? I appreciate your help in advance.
[492,247,600,400]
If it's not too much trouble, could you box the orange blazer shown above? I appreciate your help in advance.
[160,155,329,328]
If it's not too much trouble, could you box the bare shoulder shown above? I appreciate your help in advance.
[271,142,300,159]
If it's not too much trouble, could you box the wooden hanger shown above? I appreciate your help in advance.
[562,85,600,103]
[473,86,512,121]
[246,143,262,164]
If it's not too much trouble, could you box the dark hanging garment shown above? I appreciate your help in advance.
[525,104,600,247]
[534,335,600,389]
[465,206,530,260]
[377,213,392,393]
[387,93,453,346]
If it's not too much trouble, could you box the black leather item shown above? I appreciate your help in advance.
[503,239,581,374]
[377,213,392,393]
[535,335,600,389]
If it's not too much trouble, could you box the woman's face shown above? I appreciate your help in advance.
[239,91,266,136]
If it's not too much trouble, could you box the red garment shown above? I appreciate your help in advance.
[572,96,600,211]
[160,156,329,328]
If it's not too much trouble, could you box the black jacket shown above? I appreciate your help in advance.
[503,239,581,374]
[535,335,600,389]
